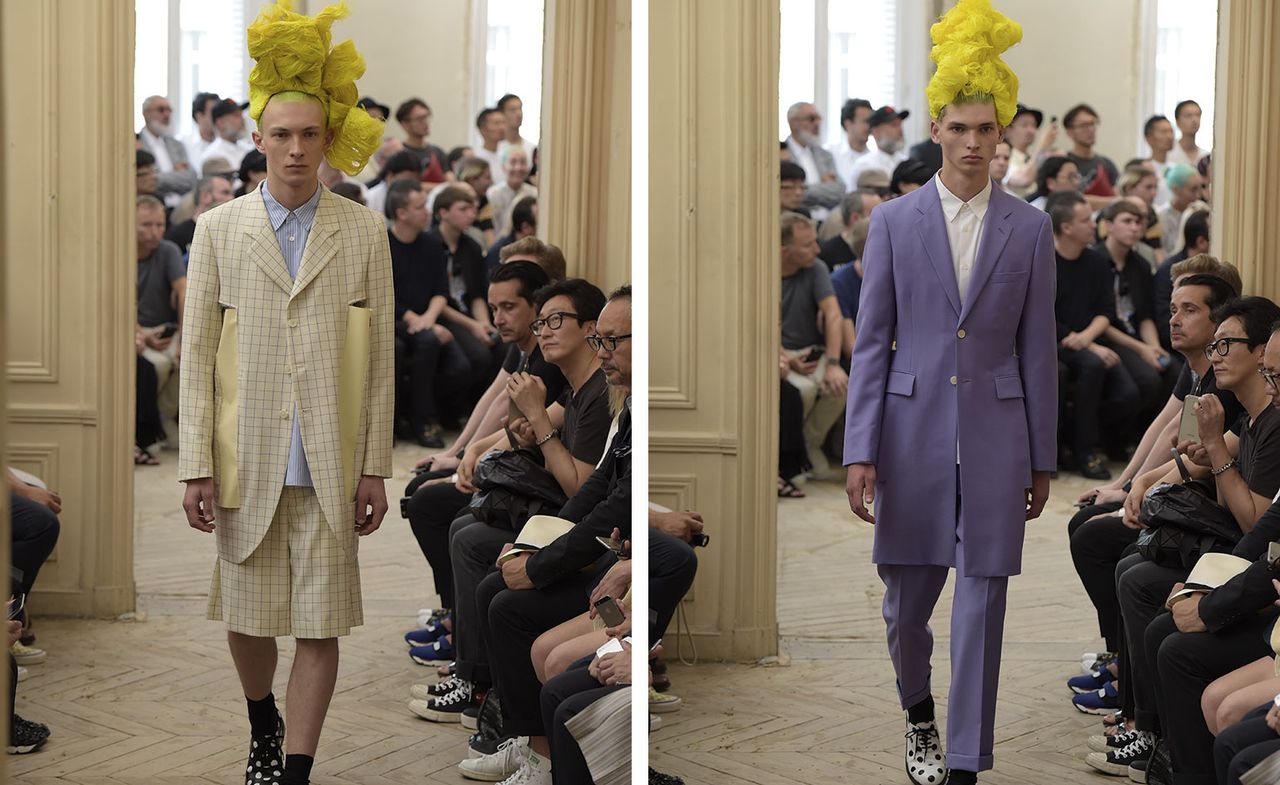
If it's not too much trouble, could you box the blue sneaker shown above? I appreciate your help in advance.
[1072,681,1121,715]
[410,636,454,666]
[1068,666,1117,694]
[404,612,451,648]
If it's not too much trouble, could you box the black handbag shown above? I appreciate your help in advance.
[1136,452,1242,568]
[466,448,568,530]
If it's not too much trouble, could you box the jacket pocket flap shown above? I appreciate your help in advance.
[994,374,1024,400]
[989,271,1028,283]
[886,371,915,397]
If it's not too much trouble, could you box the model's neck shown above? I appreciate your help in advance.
[391,222,419,244]
[270,179,318,211]
[938,168,986,203]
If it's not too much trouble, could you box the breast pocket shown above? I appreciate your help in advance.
[989,271,1028,284]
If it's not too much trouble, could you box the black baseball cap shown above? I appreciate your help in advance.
[868,105,909,128]
[357,96,391,119]
[1011,104,1044,127]
[211,98,249,123]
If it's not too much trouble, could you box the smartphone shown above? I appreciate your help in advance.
[596,637,625,657]
[1268,541,1280,569]
[803,346,823,363]
[1180,394,1201,445]
[596,536,625,555]
[593,596,626,627]
[159,323,178,339]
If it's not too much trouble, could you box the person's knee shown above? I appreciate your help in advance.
[1202,681,1230,735]
[1216,692,1259,735]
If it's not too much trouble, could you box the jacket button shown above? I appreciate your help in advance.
[950,375,958,385]
[957,329,966,339]
[279,408,289,418]
[288,319,298,328]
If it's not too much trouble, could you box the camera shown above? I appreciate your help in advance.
[691,532,710,548]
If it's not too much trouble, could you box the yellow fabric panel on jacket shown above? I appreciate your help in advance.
[215,308,241,508]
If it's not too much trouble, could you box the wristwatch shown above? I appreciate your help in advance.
[825,355,841,365]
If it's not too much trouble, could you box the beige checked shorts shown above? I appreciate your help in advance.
[207,486,363,638]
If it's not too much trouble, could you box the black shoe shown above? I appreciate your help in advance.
[1079,453,1112,481]
[649,768,687,785]
[7,715,50,754]
[415,424,445,449]
[394,416,415,442]
[245,711,285,785]
[1144,737,1172,785]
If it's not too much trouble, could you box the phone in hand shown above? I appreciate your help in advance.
[596,535,626,556]
[803,346,823,363]
[1268,541,1280,570]
[1180,394,1201,445]
[593,596,626,627]
[159,323,178,339]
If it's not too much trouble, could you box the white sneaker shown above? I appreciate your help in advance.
[649,687,683,714]
[458,736,528,782]
[905,718,948,785]
[11,642,45,666]
[16,666,28,682]
[497,750,551,785]
[650,713,663,731]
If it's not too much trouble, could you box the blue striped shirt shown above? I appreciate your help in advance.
[261,181,322,487]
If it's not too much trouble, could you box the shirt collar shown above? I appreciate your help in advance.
[935,174,993,223]
[260,180,322,232]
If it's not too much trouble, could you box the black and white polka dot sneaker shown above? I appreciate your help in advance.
[244,711,285,785]
[905,718,948,785]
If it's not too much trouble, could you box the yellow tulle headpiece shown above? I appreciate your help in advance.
[246,0,383,176]
[926,0,1022,127]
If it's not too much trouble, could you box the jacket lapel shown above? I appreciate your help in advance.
[242,196,294,295]
[958,185,1014,323]
[290,190,339,300]
[914,185,963,317]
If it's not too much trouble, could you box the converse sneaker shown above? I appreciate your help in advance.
[905,719,948,785]
[409,679,474,722]
[463,704,481,730]
[649,686,682,714]
[11,642,46,666]
[458,736,529,781]
[497,749,551,785]
[1085,730,1154,776]
[1088,728,1142,753]
[7,716,50,754]
[410,674,463,701]
[244,711,285,785]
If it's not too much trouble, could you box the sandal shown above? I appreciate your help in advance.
[134,445,160,465]
[777,476,805,498]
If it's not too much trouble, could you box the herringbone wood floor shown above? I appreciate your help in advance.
[651,468,1127,785]
[12,444,484,784]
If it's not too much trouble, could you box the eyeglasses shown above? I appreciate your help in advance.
[1261,368,1280,391]
[586,334,631,352]
[531,311,583,335]
[1204,337,1252,358]
[1069,121,1099,131]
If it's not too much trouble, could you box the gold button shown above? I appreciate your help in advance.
[288,319,298,328]
[957,329,966,339]
[279,408,289,418]
[284,365,293,374]
[950,375,958,385]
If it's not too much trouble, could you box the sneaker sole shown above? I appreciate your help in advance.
[7,740,46,754]
[456,764,516,782]
[649,699,683,714]
[461,713,479,731]
[1128,765,1147,783]
[1088,735,1126,753]
[1073,700,1119,716]
[410,705,464,723]
[1085,751,1137,776]
[13,654,45,666]
[410,653,453,666]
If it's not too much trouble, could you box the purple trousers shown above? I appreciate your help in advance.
[878,532,1009,772]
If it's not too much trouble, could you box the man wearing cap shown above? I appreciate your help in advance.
[185,92,223,175]
[829,98,874,192]
[179,3,391,784]
[843,1,1055,782]
[201,98,257,173]
[1003,103,1053,198]
[847,105,910,188]
[784,101,843,223]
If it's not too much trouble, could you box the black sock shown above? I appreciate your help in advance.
[906,695,935,725]
[283,753,313,784]
[246,693,278,737]
[948,770,976,784]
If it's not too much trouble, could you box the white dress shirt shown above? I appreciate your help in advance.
[849,147,907,188]
[201,136,255,173]
[935,174,992,306]
[828,141,871,192]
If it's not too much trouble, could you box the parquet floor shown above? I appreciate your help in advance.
[651,467,1128,785]
[12,443,484,784]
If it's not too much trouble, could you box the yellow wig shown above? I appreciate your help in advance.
[926,0,1022,127]
[246,0,383,175]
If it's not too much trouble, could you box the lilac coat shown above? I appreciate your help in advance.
[843,179,1057,577]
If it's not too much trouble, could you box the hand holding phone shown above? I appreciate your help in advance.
[1180,394,1201,445]
[593,595,626,628]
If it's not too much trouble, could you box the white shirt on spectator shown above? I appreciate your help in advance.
[849,147,907,189]
[1167,144,1208,169]
[487,181,538,237]
[828,141,870,192]
[184,130,215,176]
[202,136,255,173]
[475,147,504,180]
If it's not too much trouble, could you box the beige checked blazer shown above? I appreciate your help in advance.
[178,185,394,564]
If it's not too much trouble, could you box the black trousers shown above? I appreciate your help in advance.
[1058,346,1141,456]
[394,321,470,429]
[6,656,16,732]
[778,380,810,479]
[405,480,474,608]
[452,516,518,686]
[1116,552,1189,729]
[540,662,624,785]
[136,355,163,447]
[481,568,599,736]
[444,322,504,414]
[1067,504,1135,652]
[1215,703,1280,785]
[1146,609,1278,785]
[11,492,61,598]
[650,530,697,641]
[1107,341,1180,437]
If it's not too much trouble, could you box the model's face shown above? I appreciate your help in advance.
[136,205,166,259]
[593,298,632,388]
[1047,162,1081,192]
[505,150,530,184]
[254,98,332,192]
[780,179,805,211]
[989,142,1012,181]
[488,279,536,344]
[1066,112,1099,147]
[1210,316,1263,391]
[1147,119,1174,154]
[1168,284,1217,355]
[1177,104,1202,136]
[931,102,1000,180]
[536,294,594,365]
[1108,212,1144,248]
[783,223,819,269]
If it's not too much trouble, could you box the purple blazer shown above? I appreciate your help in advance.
[843,179,1057,577]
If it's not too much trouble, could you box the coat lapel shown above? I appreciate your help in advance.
[291,190,339,300]
[914,185,963,317]
[959,185,1014,323]
[242,196,294,295]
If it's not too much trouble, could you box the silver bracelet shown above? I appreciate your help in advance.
[1210,458,1237,477]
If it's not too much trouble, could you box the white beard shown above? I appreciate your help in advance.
[147,121,171,137]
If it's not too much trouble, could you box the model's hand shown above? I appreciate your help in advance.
[1193,394,1226,448]
[1026,470,1051,520]
[183,477,216,532]
[354,475,388,535]
[846,463,877,523]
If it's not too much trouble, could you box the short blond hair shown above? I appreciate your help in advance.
[499,236,567,282]
[1170,254,1243,296]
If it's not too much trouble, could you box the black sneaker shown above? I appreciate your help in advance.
[1088,728,1142,753]
[1079,453,1113,481]
[245,711,285,785]
[649,768,686,785]
[1144,738,1173,785]
[1127,757,1147,783]
[1085,730,1154,776]
[7,715,50,754]
[408,678,474,722]
[462,704,481,731]
[415,424,445,449]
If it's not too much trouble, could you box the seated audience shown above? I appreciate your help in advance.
[135,194,186,453]
[394,97,449,183]
[888,158,933,196]
[828,98,873,192]
[138,95,197,208]
[779,161,809,217]
[1154,212,1212,351]
[499,236,567,282]
[234,151,267,197]
[1168,99,1208,168]
[830,217,870,360]
[1027,155,1081,210]
[136,150,159,199]
[165,175,234,254]
[989,140,1012,189]
[183,91,221,174]
[487,147,537,238]
[848,106,910,188]
[1003,103,1053,198]
[1159,163,1209,256]
[783,102,843,223]
[475,107,507,177]
[486,196,538,270]
[201,98,255,173]
[1063,103,1120,207]
[366,150,425,220]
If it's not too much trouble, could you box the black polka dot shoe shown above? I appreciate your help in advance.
[904,718,948,785]
[245,711,285,785]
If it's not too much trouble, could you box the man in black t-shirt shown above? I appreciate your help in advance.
[387,180,471,448]
[1049,192,1141,479]
[1063,103,1120,210]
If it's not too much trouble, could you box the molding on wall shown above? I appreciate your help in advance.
[649,431,740,455]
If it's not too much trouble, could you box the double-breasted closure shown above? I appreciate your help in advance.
[843,179,1057,577]
[179,185,394,564]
